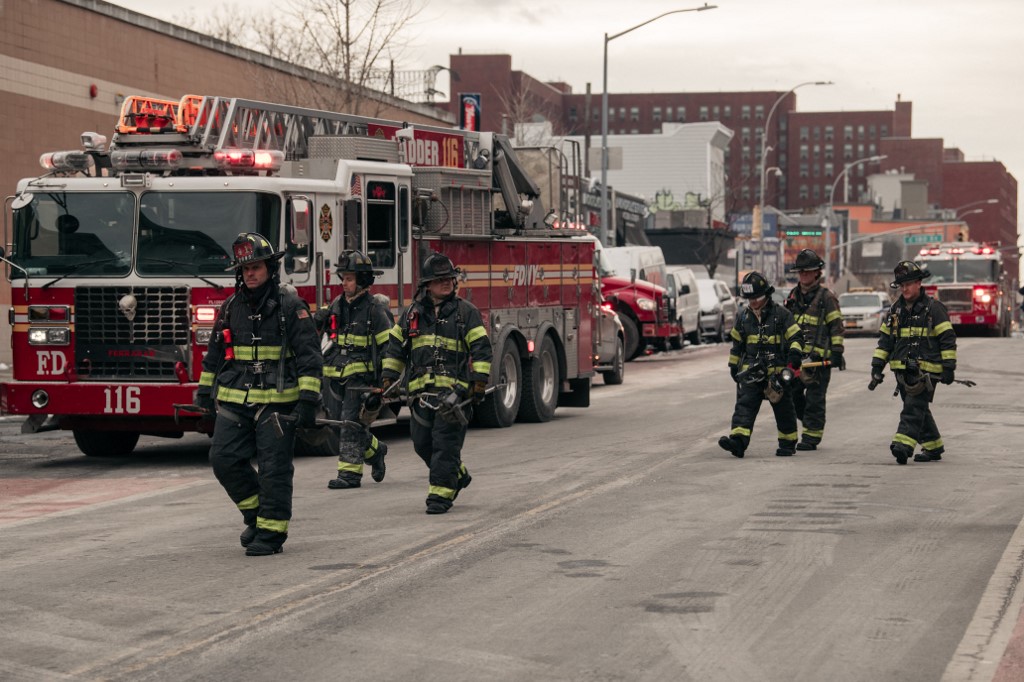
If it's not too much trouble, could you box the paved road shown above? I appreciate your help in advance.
[2,337,1024,681]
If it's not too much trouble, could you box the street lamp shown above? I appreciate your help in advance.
[956,207,986,221]
[756,80,833,234]
[825,154,887,283]
[600,3,717,247]
[953,198,998,219]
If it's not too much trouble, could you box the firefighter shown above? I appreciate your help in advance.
[194,233,322,555]
[718,271,804,458]
[870,261,957,465]
[381,253,492,514]
[784,249,845,451]
[316,249,393,490]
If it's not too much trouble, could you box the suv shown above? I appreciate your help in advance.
[666,266,703,347]
[593,294,625,384]
[838,289,890,336]
[696,278,739,342]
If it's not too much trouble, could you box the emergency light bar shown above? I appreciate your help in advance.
[213,149,284,171]
[39,151,95,173]
[110,148,183,171]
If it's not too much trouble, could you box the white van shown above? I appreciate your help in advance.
[666,266,703,346]
[599,246,668,289]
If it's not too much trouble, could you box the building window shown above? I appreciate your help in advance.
[608,107,615,120]
[799,184,809,200]
[857,143,865,156]
[653,106,662,122]
[825,125,834,141]
[630,106,640,122]
[812,163,820,178]
[812,185,821,200]
[869,124,876,138]
[824,162,834,177]
[742,145,751,161]
[712,105,720,119]
[755,104,764,120]
[630,128,639,134]
[844,125,853,141]
[869,143,877,155]
[593,110,600,121]
[742,187,751,201]
[618,107,626,121]
[741,105,751,120]
[742,164,751,178]
[799,144,809,161]
[799,126,809,141]
[723,105,732,118]
[741,127,750,143]
[677,106,686,122]
[881,125,889,137]
[857,125,865,138]
[799,163,809,178]
[568,106,577,123]
[699,106,709,121]
[813,126,821,141]
[824,144,834,161]
[843,144,853,160]
[813,144,821,157]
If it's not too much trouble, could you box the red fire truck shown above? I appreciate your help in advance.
[1,95,596,456]
[915,241,1012,337]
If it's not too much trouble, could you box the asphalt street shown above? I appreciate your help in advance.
[2,336,1024,681]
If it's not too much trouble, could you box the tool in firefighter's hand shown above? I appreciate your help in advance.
[952,378,977,387]
[270,412,365,438]
[735,359,769,385]
[800,360,833,369]
[418,384,506,426]
[173,403,209,425]
[868,372,885,391]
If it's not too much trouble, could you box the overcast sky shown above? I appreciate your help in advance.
[110,0,1021,224]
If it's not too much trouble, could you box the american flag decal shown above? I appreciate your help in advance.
[351,174,362,197]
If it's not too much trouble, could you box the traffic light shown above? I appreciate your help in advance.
[957,227,969,242]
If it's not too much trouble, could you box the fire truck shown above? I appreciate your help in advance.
[915,241,1012,337]
[1,95,596,456]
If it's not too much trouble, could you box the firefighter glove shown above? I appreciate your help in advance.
[787,351,802,370]
[363,391,382,412]
[381,378,393,393]
[729,364,739,383]
[831,349,846,371]
[194,388,215,414]
[941,367,955,385]
[471,380,488,404]
[293,399,317,429]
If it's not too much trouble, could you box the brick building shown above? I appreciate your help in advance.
[0,0,452,364]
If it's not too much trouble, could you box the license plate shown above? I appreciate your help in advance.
[949,314,961,324]
[844,320,859,328]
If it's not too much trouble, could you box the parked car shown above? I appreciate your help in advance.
[696,278,739,342]
[838,288,891,336]
[665,266,703,347]
[593,295,625,384]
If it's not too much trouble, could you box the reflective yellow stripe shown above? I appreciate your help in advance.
[233,346,293,360]
[933,321,953,335]
[796,314,820,325]
[298,376,322,392]
[216,386,302,404]
[745,334,784,344]
[324,362,374,378]
[338,461,363,474]
[941,350,957,360]
[428,485,456,500]
[803,428,824,438]
[921,438,943,450]
[830,336,843,346]
[728,354,739,364]
[918,360,943,373]
[786,324,802,339]
[339,334,371,347]
[465,325,487,344]
[893,433,917,448]
[730,328,742,341]
[411,334,462,352]
[778,430,798,441]
[363,434,381,460]
[382,358,405,373]
[879,323,891,334]
[898,327,930,337]
[256,516,289,533]
[237,494,259,511]
[730,427,752,437]
[873,349,889,361]
[374,329,392,346]
[389,324,405,343]
[199,371,216,387]
[408,374,467,392]
[825,310,843,323]
[471,361,491,374]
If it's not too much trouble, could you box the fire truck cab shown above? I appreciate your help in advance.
[1,95,596,456]
[915,241,1011,337]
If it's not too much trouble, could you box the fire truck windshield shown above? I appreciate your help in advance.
[137,192,281,275]
[956,259,999,283]
[11,191,134,278]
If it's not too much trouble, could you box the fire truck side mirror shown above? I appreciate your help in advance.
[290,196,312,245]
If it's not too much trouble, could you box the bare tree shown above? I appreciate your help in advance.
[181,0,423,116]
[497,83,564,146]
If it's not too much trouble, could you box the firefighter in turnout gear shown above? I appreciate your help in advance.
[316,249,393,490]
[719,271,804,459]
[195,233,323,555]
[871,261,957,465]
[784,249,845,451]
[381,253,492,514]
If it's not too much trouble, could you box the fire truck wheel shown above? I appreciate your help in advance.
[602,337,625,385]
[73,429,140,458]
[619,315,641,360]
[519,334,558,423]
[669,329,685,350]
[474,339,522,428]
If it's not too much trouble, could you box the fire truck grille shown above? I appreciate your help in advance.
[74,286,190,380]
[935,287,972,311]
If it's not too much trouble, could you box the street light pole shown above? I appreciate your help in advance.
[952,198,998,220]
[825,153,887,284]
[600,3,717,248]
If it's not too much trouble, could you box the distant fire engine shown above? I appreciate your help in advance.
[1,94,596,456]
[915,241,1012,337]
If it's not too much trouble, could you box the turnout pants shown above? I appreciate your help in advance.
[210,402,297,545]
[326,378,386,479]
[891,373,944,457]
[409,400,471,510]
[729,381,799,453]
[791,367,831,445]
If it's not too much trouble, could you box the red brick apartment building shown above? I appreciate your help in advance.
[444,53,1016,262]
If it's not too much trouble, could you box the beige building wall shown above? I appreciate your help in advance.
[0,0,453,364]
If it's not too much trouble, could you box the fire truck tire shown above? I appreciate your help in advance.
[73,430,140,458]
[669,329,685,350]
[519,334,558,423]
[601,337,625,385]
[619,315,641,360]
[474,338,522,428]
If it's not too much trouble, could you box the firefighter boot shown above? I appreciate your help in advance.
[453,464,472,500]
[245,531,286,556]
[328,472,362,489]
[369,442,388,483]
[891,443,912,466]
[796,441,817,451]
[718,436,745,459]
[922,446,944,462]
[240,525,257,548]
[425,494,452,515]
[775,447,796,457]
